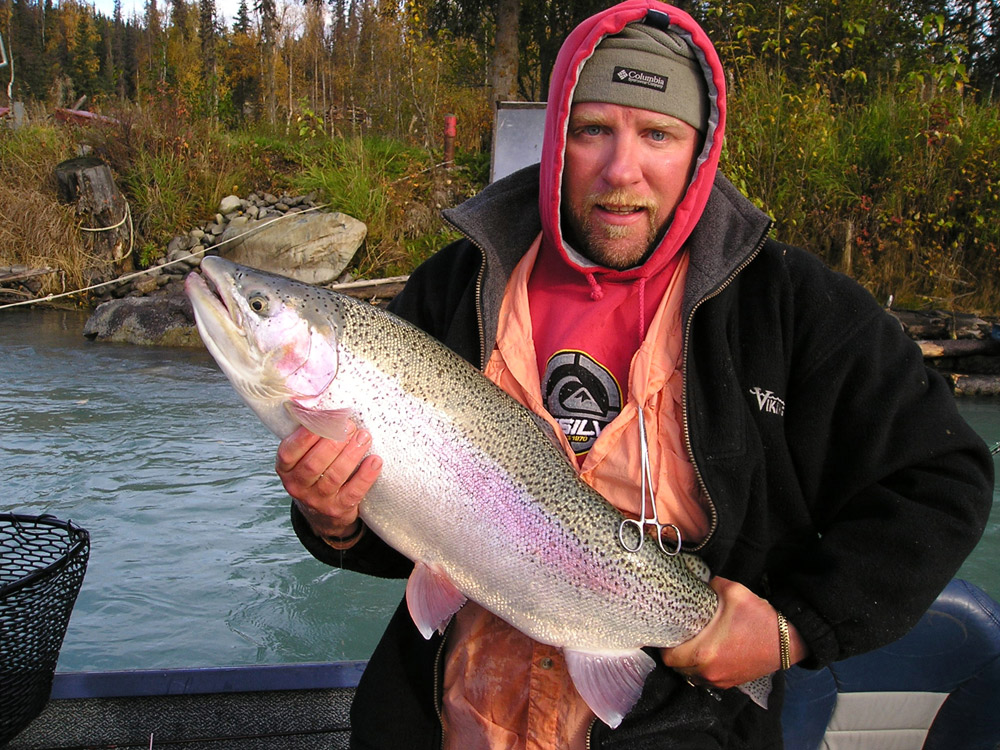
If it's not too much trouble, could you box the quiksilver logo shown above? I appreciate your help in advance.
[543,350,622,456]
[750,387,785,416]
[612,66,668,92]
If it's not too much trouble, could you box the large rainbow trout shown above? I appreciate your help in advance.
[185,256,771,727]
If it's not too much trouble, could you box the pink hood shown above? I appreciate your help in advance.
[538,0,726,282]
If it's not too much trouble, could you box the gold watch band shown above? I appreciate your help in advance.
[776,611,792,670]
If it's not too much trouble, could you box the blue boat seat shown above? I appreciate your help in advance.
[782,579,1000,749]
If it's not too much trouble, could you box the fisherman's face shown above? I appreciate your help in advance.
[562,102,700,270]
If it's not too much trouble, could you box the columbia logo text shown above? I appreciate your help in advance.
[750,387,785,416]
[612,66,668,92]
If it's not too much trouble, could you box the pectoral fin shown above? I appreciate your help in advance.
[405,561,468,639]
[563,648,656,729]
[285,401,355,441]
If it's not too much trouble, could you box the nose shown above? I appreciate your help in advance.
[601,132,643,188]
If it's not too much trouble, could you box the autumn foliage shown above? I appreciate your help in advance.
[3,0,1000,310]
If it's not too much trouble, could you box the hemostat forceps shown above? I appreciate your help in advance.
[618,408,683,556]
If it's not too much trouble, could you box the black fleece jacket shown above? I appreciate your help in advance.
[292,165,993,749]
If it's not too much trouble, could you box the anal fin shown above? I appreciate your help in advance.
[405,561,468,639]
[564,648,656,729]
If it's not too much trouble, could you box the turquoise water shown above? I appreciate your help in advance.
[949,399,1000,592]
[1,308,404,672]
[0,307,997,673]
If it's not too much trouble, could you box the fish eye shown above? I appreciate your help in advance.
[247,293,269,315]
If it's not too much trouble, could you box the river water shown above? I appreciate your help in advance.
[1,308,998,673]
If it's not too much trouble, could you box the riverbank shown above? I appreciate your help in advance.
[891,309,1000,395]
[5,188,1000,396]
[10,266,1000,396]
[74,273,1000,397]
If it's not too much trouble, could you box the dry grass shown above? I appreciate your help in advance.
[0,188,90,300]
[0,125,103,305]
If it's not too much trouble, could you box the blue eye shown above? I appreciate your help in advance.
[649,130,667,142]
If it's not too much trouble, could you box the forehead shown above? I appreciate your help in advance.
[568,101,691,131]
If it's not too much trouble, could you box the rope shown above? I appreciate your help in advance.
[0,203,329,312]
[77,202,131,232]
[77,202,134,261]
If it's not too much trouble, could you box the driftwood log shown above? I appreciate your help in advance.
[890,309,992,341]
[329,275,408,307]
[54,156,133,284]
[918,339,1000,358]
[887,309,1000,394]
[0,265,59,301]
[950,374,1000,397]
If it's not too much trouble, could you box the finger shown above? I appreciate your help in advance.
[278,447,345,507]
[296,454,382,538]
[311,429,373,488]
[275,426,323,474]
[334,455,383,505]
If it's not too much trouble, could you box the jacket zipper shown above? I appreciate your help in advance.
[433,621,454,750]
[474,248,488,369]
[441,214,490,370]
[681,227,770,552]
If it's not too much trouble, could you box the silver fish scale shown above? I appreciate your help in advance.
[315,291,718,651]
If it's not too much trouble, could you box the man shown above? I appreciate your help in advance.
[277,1,993,747]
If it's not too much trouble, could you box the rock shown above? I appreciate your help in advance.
[83,292,201,347]
[131,275,161,295]
[218,211,367,285]
[226,215,251,234]
[219,194,243,215]
[166,235,190,256]
[87,193,365,347]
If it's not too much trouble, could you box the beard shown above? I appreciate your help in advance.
[564,188,661,270]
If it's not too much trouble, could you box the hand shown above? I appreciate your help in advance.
[275,424,383,539]
[660,576,808,688]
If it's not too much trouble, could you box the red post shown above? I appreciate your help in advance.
[444,114,457,166]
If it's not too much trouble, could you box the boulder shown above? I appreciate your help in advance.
[218,195,243,215]
[83,293,201,347]
[218,211,367,285]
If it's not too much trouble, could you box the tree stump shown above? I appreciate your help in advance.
[54,156,133,284]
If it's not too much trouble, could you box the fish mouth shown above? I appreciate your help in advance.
[185,256,257,373]
[185,256,238,326]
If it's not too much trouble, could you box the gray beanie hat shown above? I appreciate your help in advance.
[574,22,708,133]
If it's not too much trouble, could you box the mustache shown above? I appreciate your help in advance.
[583,188,659,214]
